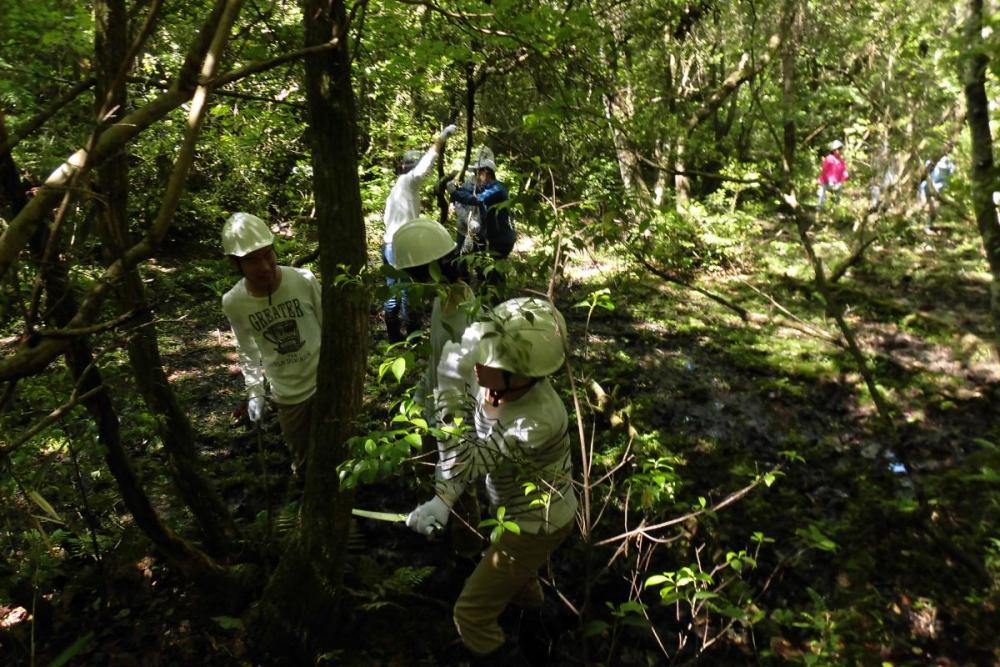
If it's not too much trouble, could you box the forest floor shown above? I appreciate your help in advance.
[6,202,1000,666]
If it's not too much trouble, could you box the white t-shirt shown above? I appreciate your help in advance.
[222,266,322,405]
[383,147,438,244]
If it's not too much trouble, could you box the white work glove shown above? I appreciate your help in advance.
[467,210,482,239]
[247,396,265,423]
[440,124,457,140]
[406,496,450,536]
[446,180,457,195]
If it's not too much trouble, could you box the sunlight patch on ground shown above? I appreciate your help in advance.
[0,605,29,628]
[559,244,630,284]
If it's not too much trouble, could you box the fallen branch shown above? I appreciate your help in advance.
[595,472,769,546]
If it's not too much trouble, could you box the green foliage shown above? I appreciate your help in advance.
[338,396,431,489]
[628,454,683,510]
[46,632,95,667]
[478,505,521,545]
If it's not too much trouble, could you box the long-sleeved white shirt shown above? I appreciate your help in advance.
[222,266,322,405]
[434,326,578,534]
[383,147,438,244]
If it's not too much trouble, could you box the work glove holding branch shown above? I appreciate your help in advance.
[407,495,451,536]
[439,124,458,140]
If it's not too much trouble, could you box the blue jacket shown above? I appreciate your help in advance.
[451,181,515,257]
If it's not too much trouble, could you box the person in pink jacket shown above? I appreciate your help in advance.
[817,139,848,209]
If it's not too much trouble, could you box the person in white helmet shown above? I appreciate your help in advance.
[407,297,577,662]
[382,124,458,342]
[389,216,478,416]
[391,216,484,556]
[446,152,516,299]
[221,212,322,474]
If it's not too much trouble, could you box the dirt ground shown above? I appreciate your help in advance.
[5,224,1000,665]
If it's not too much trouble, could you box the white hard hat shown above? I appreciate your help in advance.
[391,217,455,269]
[221,213,274,257]
[474,157,497,173]
[478,297,567,377]
[828,140,844,151]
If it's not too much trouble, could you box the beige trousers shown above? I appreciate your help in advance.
[454,521,573,655]
[275,395,314,473]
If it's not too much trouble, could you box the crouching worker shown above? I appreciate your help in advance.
[406,297,577,663]
[221,212,322,475]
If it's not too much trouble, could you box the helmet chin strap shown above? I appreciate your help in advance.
[486,371,537,407]
[238,264,273,305]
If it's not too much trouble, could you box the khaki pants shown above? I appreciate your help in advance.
[450,490,485,558]
[454,521,573,655]
[275,395,314,473]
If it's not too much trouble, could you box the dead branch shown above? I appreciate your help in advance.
[595,472,769,546]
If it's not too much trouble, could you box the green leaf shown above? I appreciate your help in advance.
[29,490,63,524]
[390,357,406,383]
[47,633,94,667]
[618,600,646,614]
[583,620,609,637]
[212,615,244,631]
[645,574,669,588]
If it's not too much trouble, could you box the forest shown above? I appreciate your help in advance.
[2,0,1000,665]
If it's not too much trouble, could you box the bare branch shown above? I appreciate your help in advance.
[0,384,106,459]
[0,0,243,381]
[0,0,236,286]
[0,79,96,159]
[33,308,145,339]
[687,33,783,132]
[595,473,769,546]
[207,39,342,88]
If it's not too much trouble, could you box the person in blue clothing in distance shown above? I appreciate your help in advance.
[447,152,516,300]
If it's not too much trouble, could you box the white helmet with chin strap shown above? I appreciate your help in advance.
[221,212,274,257]
[478,297,566,377]
[472,145,496,174]
[391,217,455,269]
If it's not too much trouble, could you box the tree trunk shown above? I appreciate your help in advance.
[94,0,237,554]
[254,0,366,654]
[963,0,1000,354]
[674,137,690,209]
[779,0,800,192]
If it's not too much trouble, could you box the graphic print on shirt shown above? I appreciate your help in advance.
[248,298,308,358]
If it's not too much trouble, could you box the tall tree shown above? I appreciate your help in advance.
[94,0,237,553]
[253,0,367,653]
[962,0,1000,354]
